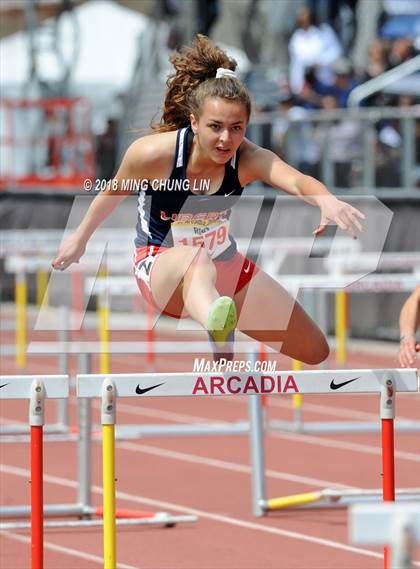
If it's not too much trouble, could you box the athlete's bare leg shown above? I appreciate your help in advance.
[149,246,219,324]
[234,269,329,365]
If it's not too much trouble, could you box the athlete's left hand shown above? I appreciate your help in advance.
[314,197,365,239]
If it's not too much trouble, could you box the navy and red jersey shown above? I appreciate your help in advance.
[135,126,244,261]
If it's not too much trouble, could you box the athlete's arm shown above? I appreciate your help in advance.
[398,285,420,367]
[240,141,365,239]
[52,135,172,270]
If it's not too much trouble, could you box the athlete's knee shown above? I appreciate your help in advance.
[183,247,216,281]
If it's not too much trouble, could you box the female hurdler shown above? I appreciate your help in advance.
[53,36,364,364]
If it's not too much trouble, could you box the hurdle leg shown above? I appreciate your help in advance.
[146,300,156,372]
[258,343,268,425]
[29,380,46,569]
[36,270,49,308]
[101,378,117,569]
[292,360,303,431]
[335,290,347,366]
[97,268,110,375]
[78,353,93,516]
[391,512,416,569]
[248,394,267,517]
[16,269,27,369]
[57,307,70,429]
[381,373,396,569]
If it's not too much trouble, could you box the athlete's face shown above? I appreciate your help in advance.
[190,97,248,164]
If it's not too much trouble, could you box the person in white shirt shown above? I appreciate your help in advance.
[289,6,343,94]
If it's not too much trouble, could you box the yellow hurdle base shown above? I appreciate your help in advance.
[267,491,322,510]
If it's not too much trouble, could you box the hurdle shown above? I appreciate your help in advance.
[30,339,274,439]
[249,367,419,551]
[0,355,96,523]
[1,246,133,436]
[1,352,195,536]
[350,502,420,569]
[324,251,420,366]
[267,273,420,435]
[86,270,420,438]
[77,367,418,569]
[0,374,69,569]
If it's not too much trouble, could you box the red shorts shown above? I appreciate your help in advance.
[133,245,259,319]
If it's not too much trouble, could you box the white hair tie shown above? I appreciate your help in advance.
[215,67,237,79]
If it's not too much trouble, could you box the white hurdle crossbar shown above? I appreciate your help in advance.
[0,375,68,400]
[77,368,418,398]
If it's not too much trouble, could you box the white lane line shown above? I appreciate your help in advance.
[94,399,229,424]
[2,397,418,464]
[0,529,138,569]
[1,418,25,426]
[113,490,385,562]
[228,394,420,422]
[0,442,353,492]
[117,441,354,490]
[269,431,420,462]
[3,462,420,568]
[93,400,419,462]
[1,464,78,486]
[0,463,381,562]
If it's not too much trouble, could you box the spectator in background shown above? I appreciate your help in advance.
[308,0,358,56]
[288,6,343,95]
[327,57,360,108]
[398,285,420,368]
[314,95,363,187]
[298,57,360,109]
[364,39,389,80]
[96,119,117,181]
[271,91,319,177]
[44,107,62,176]
[375,94,418,187]
[388,37,416,68]
[358,39,389,106]
[197,0,219,36]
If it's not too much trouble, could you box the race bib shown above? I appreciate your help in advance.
[172,218,231,259]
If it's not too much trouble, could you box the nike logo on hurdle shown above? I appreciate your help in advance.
[135,383,164,395]
[0,384,9,389]
[329,377,360,390]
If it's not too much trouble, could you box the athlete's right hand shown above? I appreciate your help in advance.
[52,233,86,271]
[398,334,420,368]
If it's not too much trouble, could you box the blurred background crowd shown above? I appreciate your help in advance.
[0,0,419,193]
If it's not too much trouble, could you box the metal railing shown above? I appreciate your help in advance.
[248,105,420,199]
[348,55,420,108]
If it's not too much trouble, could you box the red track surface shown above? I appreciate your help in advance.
[1,326,419,569]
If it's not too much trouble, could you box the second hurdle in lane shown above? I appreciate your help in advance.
[77,367,419,569]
